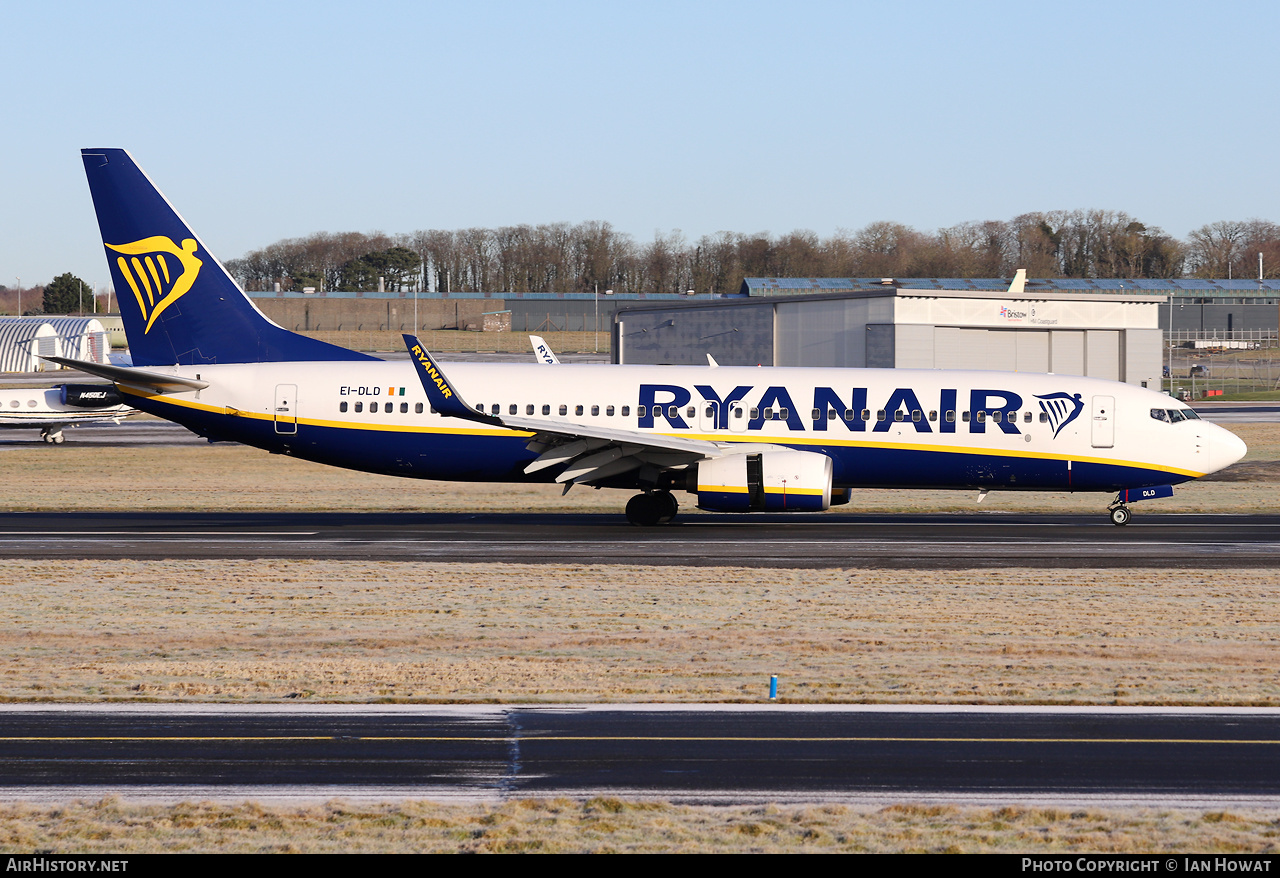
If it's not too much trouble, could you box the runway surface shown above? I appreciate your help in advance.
[0,705,1276,807]
[0,510,1275,568]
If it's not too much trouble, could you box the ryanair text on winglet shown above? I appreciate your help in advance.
[410,344,454,399]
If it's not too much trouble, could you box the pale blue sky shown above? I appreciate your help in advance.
[4,0,1278,289]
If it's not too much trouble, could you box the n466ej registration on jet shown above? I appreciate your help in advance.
[60,149,1246,526]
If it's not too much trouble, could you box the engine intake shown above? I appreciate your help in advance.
[694,449,833,512]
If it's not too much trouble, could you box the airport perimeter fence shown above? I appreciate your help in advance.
[300,329,611,355]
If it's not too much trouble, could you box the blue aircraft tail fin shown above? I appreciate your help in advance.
[81,148,375,367]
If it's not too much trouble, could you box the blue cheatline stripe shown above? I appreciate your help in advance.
[127,392,1192,493]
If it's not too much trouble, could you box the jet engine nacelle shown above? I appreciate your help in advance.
[694,449,833,512]
[60,384,123,408]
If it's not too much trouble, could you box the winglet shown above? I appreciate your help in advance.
[530,335,560,365]
[403,334,503,426]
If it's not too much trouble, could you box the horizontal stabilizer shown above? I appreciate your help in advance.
[41,356,209,393]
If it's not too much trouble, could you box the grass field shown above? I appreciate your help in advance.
[3,799,1278,853]
[0,420,1276,515]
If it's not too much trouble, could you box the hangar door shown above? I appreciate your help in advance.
[934,328,1049,373]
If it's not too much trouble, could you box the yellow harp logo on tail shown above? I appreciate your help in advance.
[104,237,203,334]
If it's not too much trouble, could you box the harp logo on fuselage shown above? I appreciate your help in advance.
[105,236,203,334]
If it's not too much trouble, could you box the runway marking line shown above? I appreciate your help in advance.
[4,736,1279,745]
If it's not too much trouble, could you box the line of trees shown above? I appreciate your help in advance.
[170,212,1280,296]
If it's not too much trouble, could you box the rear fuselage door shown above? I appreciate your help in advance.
[275,384,298,434]
[1091,395,1114,448]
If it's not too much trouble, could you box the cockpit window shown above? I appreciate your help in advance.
[1153,407,1199,423]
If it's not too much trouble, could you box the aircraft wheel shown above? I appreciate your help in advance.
[656,490,678,522]
[1109,505,1132,527]
[626,493,671,527]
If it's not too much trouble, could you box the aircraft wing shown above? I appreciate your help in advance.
[403,334,720,485]
[40,357,210,393]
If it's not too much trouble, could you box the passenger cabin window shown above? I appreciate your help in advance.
[607,406,615,416]
[1039,412,1048,423]
[828,409,837,421]
[575,405,583,416]
[668,405,678,419]
[510,404,518,415]
[928,410,937,422]
[401,402,408,413]
[778,408,789,420]
[1023,411,1032,423]
[945,411,955,423]
[527,405,535,415]
[340,401,348,412]
[961,411,970,422]
[542,405,550,415]
[559,405,568,416]
[622,406,630,417]
[686,406,695,418]
[491,404,500,415]
[876,410,886,421]
[843,409,854,421]
[415,403,424,413]
[912,410,922,422]
[976,411,986,423]
[355,402,363,413]
[861,410,871,421]
[591,405,600,416]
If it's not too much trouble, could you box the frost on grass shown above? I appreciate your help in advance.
[0,560,1277,704]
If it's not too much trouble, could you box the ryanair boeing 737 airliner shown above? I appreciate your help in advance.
[57,149,1247,526]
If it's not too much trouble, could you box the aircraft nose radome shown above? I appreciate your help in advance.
[1210,425,1248,474]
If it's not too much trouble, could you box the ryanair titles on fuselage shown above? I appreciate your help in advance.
[634,383,1083,436]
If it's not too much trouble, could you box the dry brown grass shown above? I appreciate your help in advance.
[1,798,1278,853]
[0,420,1274,514]
[0,560,1276,704]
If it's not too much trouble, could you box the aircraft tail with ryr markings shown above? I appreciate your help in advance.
[81,148,374,368]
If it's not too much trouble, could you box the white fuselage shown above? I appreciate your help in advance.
[119,360,1246,492]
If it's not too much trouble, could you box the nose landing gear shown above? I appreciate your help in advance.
[1108,503,1132,526]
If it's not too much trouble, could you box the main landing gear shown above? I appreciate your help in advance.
[1108,503,1132,527]
[626,490,678,527]
[40,428,65,445]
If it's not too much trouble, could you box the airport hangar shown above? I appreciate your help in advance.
[611,280,1168,389]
